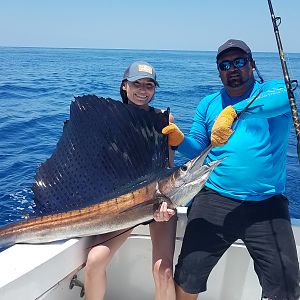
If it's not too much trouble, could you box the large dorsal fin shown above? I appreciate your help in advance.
[32,95,169,215]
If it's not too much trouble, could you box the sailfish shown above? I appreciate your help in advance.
[0,95,222,248]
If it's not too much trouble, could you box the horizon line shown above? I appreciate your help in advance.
[1,45,299,55]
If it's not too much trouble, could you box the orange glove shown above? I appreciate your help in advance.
[162,123,184,147]
[211,106,237,147]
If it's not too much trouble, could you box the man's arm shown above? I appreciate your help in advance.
[234,80,290,119]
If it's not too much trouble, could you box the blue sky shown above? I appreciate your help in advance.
[1,0,300,53]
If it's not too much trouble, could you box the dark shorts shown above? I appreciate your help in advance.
[174,187,300,299]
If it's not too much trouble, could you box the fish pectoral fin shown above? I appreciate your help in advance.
[119,198,159,214]
[159,197,175,207]
[118,193,172,214]
[154,192,176,209]
[149,196,176,215]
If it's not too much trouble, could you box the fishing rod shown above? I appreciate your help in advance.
[267,0,300,162]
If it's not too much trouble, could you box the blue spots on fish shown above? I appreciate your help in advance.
[32,95,169,216]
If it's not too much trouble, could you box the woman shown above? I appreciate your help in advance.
[84,61,177,300]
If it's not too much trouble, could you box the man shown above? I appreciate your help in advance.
[163,39,300,300]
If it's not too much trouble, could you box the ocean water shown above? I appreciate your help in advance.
[0,47,299,228]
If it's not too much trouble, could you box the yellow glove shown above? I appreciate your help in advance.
[162,123,184,147]
[211,106,237,147]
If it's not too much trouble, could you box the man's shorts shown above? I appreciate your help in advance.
[174,187,300,299]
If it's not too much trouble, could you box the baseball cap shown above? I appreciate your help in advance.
[216,39,252,60]
[123,61,159,86]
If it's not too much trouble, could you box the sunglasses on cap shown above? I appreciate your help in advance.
[218,57,250,71]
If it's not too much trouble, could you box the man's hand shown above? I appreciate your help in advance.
[153,202,176,222]
[162,123,184,147]
[211,105,237,147]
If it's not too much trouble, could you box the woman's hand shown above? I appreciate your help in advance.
[153,201,176,222]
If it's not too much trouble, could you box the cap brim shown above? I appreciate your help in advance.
[216,47,250,60]
[127,75,159,87]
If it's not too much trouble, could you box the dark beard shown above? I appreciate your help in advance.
[226,71,246,88]
[227,77,243,87]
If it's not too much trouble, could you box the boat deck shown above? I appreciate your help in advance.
[0,208,299,300]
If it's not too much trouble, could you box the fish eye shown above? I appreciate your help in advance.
[181,165,187,171]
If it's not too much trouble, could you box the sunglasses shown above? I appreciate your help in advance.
[218,57,250,71]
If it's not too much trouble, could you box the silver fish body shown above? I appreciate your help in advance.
[0,96,223,248]
[0,148,222,247]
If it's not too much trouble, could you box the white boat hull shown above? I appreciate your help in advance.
[0,207,299,300]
